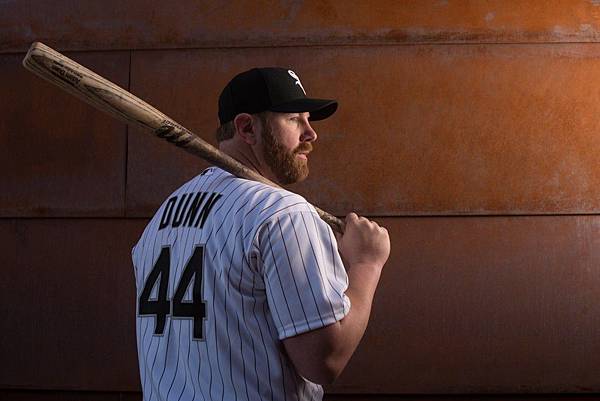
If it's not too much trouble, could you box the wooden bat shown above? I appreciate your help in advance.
[22,42,344,233]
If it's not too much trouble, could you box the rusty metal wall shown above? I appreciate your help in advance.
[2,1,600,400]
[0,52,129,217]
[127,45,600,216]
[4,0,600,52]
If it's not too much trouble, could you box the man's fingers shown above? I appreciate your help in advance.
[346,212,359,222]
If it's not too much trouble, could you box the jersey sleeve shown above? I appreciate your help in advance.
[255,207,351,340]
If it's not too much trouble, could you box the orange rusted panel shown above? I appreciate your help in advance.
[331,216,600,394]
[0,219,144,390]
[127,45,600,217]
[0,52,128,217]
[4,1,600,52]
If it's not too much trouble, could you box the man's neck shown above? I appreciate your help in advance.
[218,141,279,185]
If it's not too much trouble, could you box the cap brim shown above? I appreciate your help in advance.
[270,98,338,121]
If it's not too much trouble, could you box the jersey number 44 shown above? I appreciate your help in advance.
[138,245,206,340]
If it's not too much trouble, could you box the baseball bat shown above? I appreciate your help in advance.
[22,42,344,233]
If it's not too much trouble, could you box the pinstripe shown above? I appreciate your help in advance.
[235,308,248,401]
[144,232,166,401]
[154,230,177,398]
[241,195,299,244]
[229,226,249,401]
[199,333,211,401]
[178,179,206,401]
[211,266,225,400]
[300,213,338,316]
[265,222,300,333]
[259,194,299,215]
[224,223,249,401]
[155,249,176,394]
[156,323,173,395]
[180,328,198,401]
[269,218,308,334]
[188,176,213,401]
[319,215,349,301]
[169,196,204,398]
[249,273,262,399]
[172,193,192,227]
[148,334,162,401]
[166,177,207,396]
[133,167,349,401]
[137,222,153,391]
[223,226,241,401]
[261,299,288,401]
[202,175,251,244]
[137,309,148,374]
[157,178,201,393]
[210,185,271,250]
[238,253,254,401]
[316,216,345,293]
[251,273,274,401]
[324,218,338,282]
[288,216,326,326]
[263,275,288,334]
[243,202,307,242]
[199,170,224,401]
[241,255,261,401]
[166,321,184,399]
[213,179,261,215]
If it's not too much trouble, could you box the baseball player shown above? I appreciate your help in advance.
[131,67,390,401]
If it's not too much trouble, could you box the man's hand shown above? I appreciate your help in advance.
[337,212,390,271]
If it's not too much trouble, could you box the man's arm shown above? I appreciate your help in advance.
[283,212,390,384]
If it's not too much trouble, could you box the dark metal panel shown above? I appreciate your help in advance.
[0,391,597,401]
[331,216,600,393]
[4,1,600,52]
[125,49,219,217]
[323,397,600,401]
[0,52,128,217]
[0,390,122,400]
[127,45,600,217]
[0,219,146,390]
[2,216,600,393]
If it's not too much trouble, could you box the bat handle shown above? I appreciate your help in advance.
[318,211,345,234]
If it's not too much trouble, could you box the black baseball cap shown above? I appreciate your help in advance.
[218,67,338,124]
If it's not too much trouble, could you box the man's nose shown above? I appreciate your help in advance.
[301,122,317,142]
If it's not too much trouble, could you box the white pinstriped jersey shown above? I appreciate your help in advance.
[132,167,350,401]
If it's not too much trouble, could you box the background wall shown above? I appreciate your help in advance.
[2,1,600,400]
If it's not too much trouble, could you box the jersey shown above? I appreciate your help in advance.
[131,167,351,401]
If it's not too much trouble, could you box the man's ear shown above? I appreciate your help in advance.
[233,113,257,145]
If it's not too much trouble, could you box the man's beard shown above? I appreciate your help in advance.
[262,121,312,185]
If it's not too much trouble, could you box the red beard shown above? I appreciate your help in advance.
[262,122,312,185]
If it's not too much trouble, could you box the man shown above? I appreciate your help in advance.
[132,67,390,401]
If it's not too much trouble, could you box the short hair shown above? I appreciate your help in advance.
[215,112,270,143]
[215,121,235,142]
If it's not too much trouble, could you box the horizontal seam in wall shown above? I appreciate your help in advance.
[4,40,600,55]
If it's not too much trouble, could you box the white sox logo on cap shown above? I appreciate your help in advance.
[287,70,306,95]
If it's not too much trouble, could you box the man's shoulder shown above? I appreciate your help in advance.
[167,167,317,223]
[208,168,309,206]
